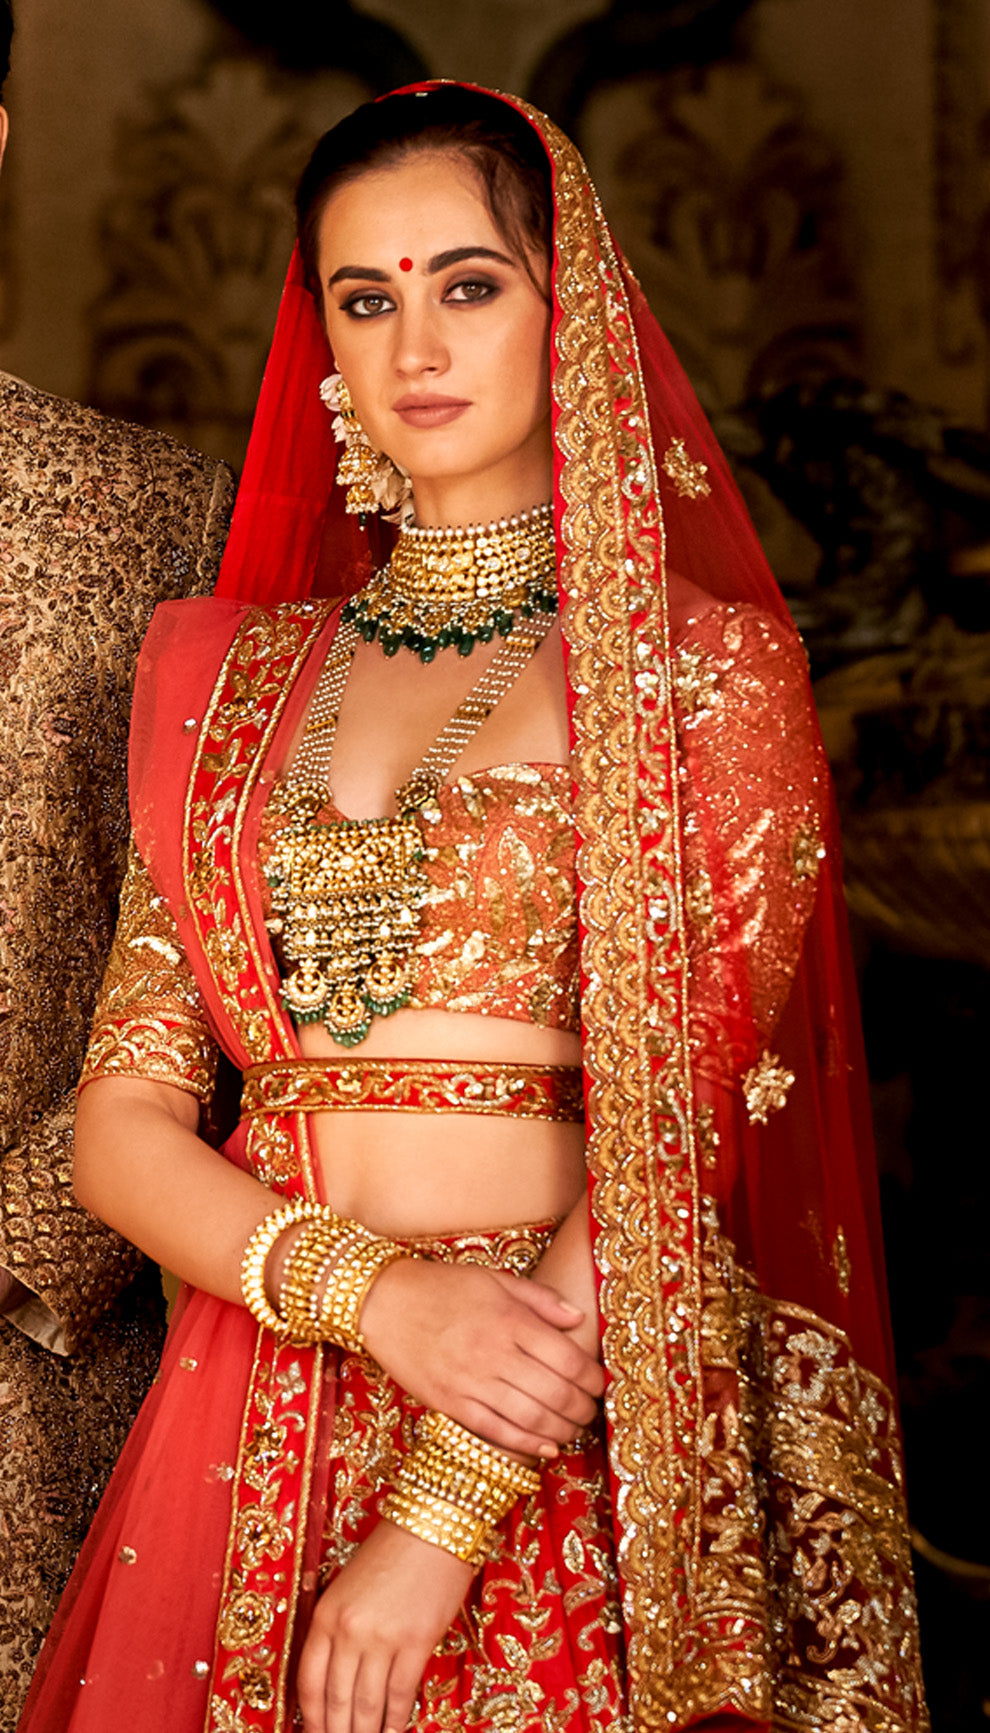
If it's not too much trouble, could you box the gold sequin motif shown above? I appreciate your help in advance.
[662,436,712,499]
[742,1049,796,1123]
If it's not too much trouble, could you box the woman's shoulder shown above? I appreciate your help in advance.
[672,580,805,672]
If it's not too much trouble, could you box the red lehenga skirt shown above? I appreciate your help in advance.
[19,1220,628,1733]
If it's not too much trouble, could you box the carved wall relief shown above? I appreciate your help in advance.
[86,58,371,469]
[581,62,860,414]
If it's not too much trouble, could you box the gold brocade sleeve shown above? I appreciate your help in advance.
[674,602,828,1088]
[0,1094,149,1355]
[80,839,218,1102]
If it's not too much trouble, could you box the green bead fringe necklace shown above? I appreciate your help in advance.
[342,502,557,663]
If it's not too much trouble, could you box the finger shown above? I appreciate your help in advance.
[325,1645,360,1733]
[492,1375,596,1438]
[297,1630,333,1733]
[490,1269,583,1325]
[384,1649,430,1733]
[457,1395,567,1459]
[487,1334,602,1422]
[352,1653,391,1733]
[513,1319,605,1397]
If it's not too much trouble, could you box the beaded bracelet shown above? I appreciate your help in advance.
[240,1200,339,1339]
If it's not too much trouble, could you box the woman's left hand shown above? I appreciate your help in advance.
[296,1520,473,1733]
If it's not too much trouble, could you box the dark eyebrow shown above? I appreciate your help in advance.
[426,246,516,272]
[327,264,391,287]
[327,245,516,289]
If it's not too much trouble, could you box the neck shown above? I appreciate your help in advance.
[408,453,554,531]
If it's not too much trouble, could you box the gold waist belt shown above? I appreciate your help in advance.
[240,1057,585,1123]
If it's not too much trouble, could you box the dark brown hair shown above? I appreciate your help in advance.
[295,86,553,299]
[0,1,12,103]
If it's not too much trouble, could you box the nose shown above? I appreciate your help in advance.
[392,295,449,379]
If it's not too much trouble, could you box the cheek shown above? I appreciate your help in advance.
[323,324,385,434]
[496,310,551,420]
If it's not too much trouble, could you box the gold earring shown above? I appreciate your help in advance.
[319,373,411,522]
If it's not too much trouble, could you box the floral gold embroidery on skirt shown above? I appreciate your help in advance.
[316,1224,631,1732]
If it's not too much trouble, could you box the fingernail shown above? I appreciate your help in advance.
[538,1442,559,1459]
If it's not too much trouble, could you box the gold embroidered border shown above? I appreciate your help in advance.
[686,1203,928,1733]
[182,604,336,1733]
[208,1325,326,1733]
[183,603,331,1073]
[240,1057,585,1122]
[518,100,701,1723]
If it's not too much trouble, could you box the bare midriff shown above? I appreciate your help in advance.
[298,1007,586,1240]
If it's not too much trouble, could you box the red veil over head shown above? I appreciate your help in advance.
[209,82,925,1730]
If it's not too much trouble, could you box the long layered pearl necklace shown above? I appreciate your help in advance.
[342,503,557,663]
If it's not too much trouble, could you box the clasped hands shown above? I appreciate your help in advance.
[296,1255,603,1733]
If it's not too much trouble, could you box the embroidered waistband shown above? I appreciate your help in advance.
[240,1057,584,1122]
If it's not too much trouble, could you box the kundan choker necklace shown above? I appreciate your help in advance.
[342,502,557,663]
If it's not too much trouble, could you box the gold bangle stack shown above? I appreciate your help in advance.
[240,1200,338,1339]
[382,1410,542,1567]
[240,1200,408,1350]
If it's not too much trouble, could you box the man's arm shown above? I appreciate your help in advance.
[0,1095,145,1354]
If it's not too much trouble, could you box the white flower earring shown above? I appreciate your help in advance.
[319,373,412,523]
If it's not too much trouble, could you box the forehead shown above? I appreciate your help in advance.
[316,153,503,268]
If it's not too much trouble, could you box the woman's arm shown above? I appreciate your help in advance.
[296,1195,604,1733]
[76,1077,288,1300]
[75,1078,602,1452]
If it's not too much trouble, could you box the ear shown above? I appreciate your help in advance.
[0,107,8,174]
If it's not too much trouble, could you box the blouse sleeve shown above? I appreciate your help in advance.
[80,838,219,1103]
[673,602,829,1093]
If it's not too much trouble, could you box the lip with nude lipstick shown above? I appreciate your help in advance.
[392,394,470,429]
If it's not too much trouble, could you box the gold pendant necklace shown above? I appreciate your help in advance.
[266,610,555,1047]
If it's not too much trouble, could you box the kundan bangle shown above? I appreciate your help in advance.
[243,1200,410,1351]
[318,1233,408,1355]
[380,1482,492,1566]
[381,1410,542,1565]
[419,1411,542,1501]
[280,1222,367,1343]
[240,1199,339,1339]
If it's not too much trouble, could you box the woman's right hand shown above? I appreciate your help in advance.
[359,1257,602,1457]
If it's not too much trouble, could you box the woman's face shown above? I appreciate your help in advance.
[316,151,553,526]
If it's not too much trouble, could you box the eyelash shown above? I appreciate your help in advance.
[340,277,499,319]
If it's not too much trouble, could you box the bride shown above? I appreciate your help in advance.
[20,83,926,1733]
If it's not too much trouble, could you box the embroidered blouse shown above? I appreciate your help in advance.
[258,761,580,1032]
[80,602,826,1106]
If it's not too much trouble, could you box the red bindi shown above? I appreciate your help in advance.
[399,256,414,272]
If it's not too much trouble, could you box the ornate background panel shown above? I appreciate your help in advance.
[580,63,859,414]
